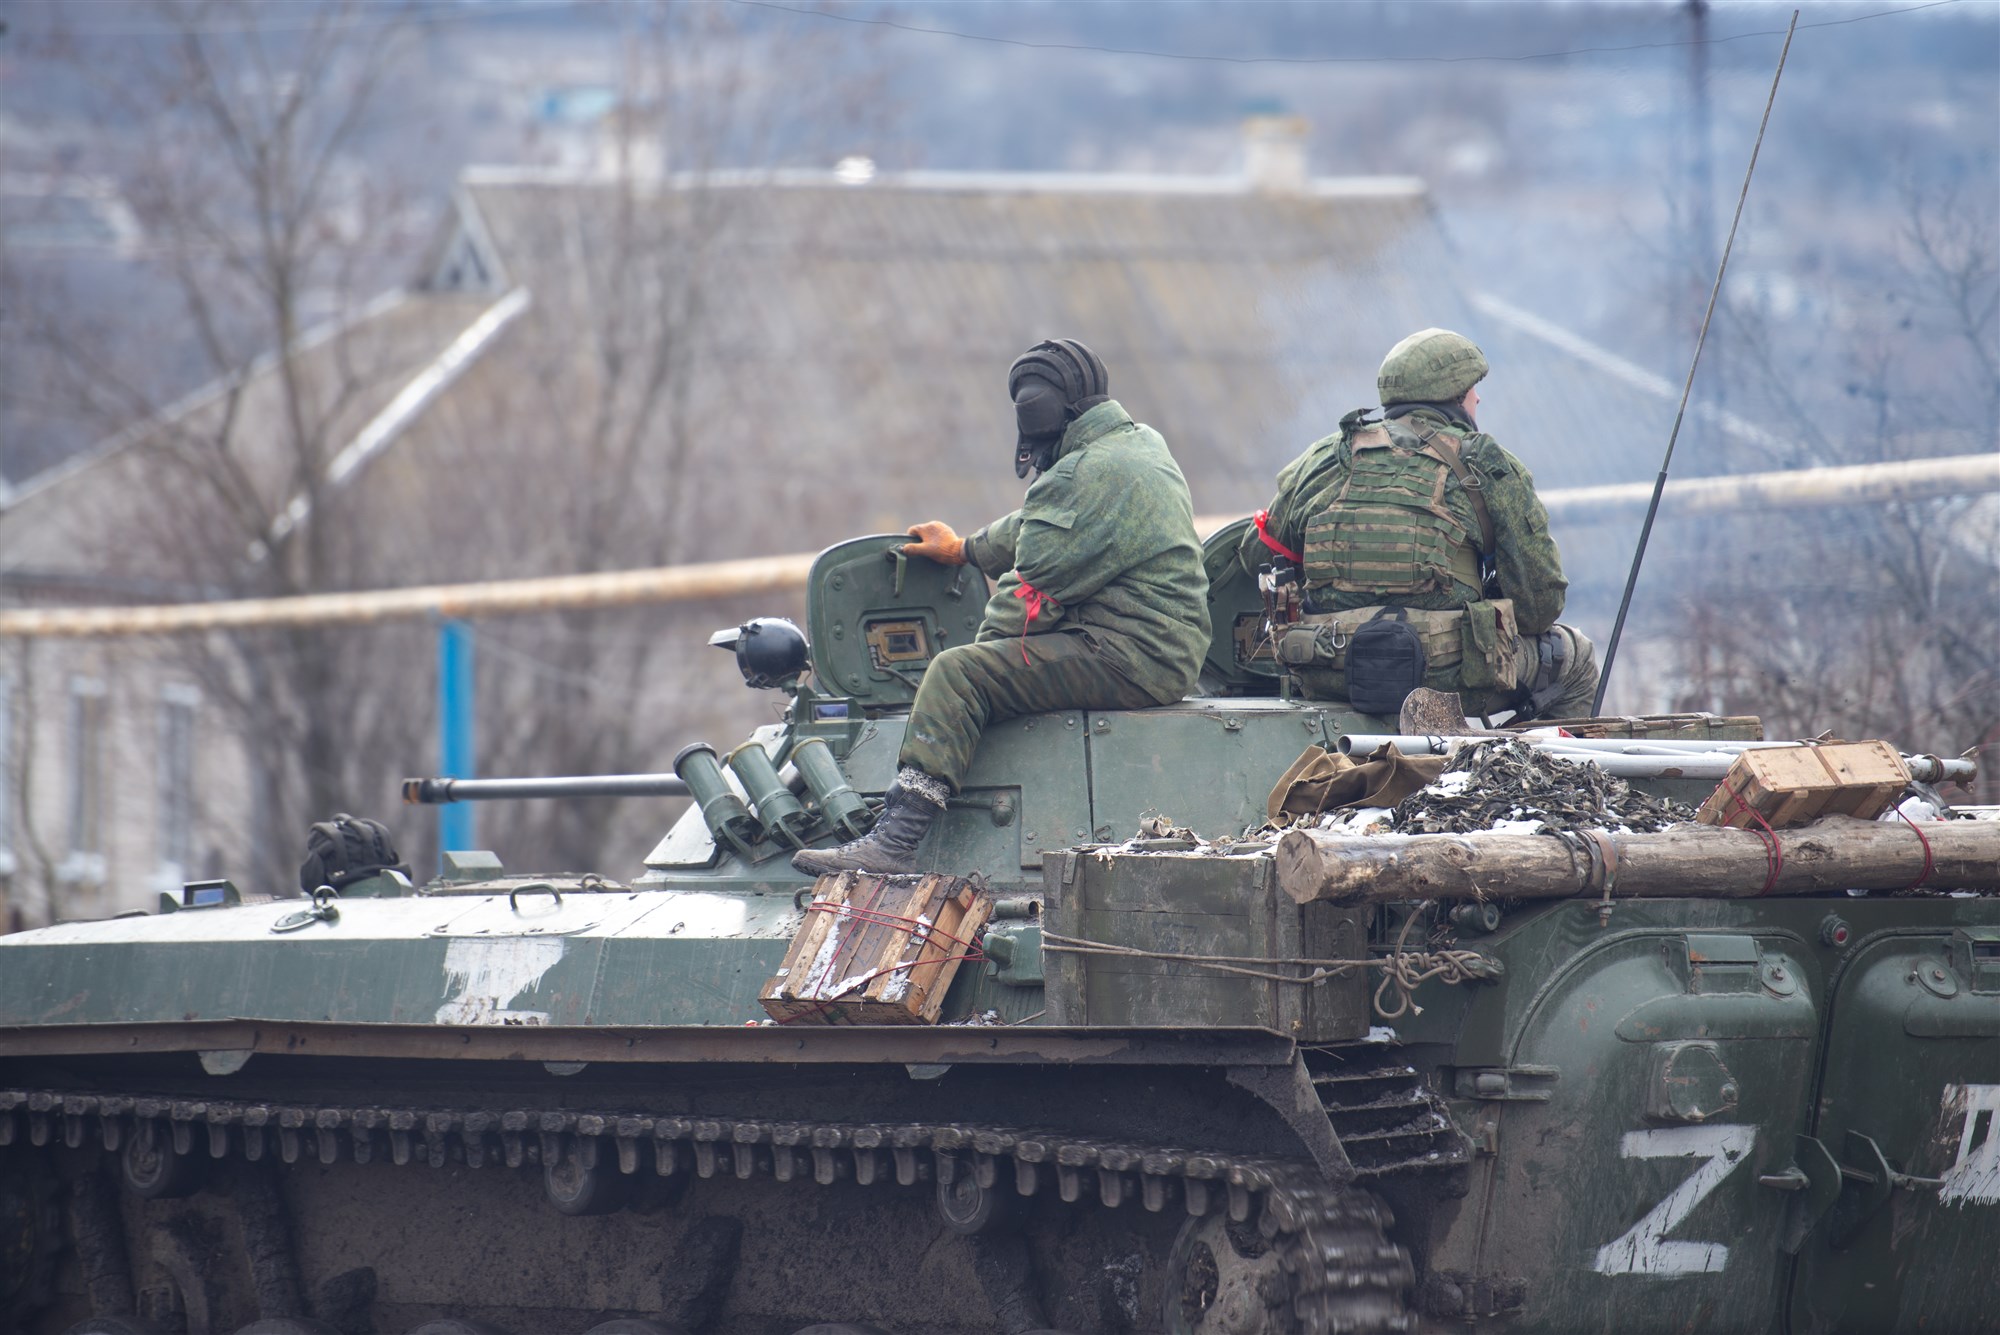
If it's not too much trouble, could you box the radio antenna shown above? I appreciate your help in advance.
[1591,9,1800,716]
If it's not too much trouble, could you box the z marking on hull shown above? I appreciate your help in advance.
[1593,1124,1755,1276]
[1940,1084,2000,1206]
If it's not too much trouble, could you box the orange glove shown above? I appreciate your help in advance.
[903,520,966,566]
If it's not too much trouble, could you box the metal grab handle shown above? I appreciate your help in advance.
[508,883,563,913]
[1773,1135,1843,1255]
[271,886,341,934]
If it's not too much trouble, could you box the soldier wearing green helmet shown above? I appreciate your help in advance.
[1241,328,1600,722]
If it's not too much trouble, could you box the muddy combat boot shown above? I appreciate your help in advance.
[791,767,948,876]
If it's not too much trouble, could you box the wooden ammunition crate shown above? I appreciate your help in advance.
[1696,741,1910,829]
[761,871,993,1024]
[1041,846,1369,1042]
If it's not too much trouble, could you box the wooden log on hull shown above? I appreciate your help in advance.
[1274,815,2000,906]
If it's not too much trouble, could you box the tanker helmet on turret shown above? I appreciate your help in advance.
[710,617,810,690]
[1377,328,1488,407]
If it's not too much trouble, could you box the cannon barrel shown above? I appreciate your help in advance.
[402,774,692,804]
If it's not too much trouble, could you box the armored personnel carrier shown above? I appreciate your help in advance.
[2,529,1995,1335]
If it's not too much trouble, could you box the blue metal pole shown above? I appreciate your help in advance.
[437,618,476,858]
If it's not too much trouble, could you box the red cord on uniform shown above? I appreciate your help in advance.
[1253,509,1302,564]
[1013,581,1055,665]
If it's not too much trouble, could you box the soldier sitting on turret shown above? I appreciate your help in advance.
[794,338,1211,876]
[1241,328,1599,722]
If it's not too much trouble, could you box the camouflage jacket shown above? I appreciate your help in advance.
[1240,406,1568,635]
[963,400,1211,699]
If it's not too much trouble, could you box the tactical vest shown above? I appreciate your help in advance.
[1302,418,1495,603]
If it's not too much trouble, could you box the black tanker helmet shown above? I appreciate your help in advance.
[1007,338,1108,478]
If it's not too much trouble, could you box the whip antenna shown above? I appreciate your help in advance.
[1591,9,1800,716]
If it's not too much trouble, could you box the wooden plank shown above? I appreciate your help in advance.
[855,874,939,1018]
[758,871,844,1020]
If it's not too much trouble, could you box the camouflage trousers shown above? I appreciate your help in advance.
[1497,623,1600,722]
[901,631,1166,790]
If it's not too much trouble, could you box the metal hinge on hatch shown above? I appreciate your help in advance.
[1669,933,1796,996]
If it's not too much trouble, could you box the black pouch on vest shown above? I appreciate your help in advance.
[1345,607,1428,715]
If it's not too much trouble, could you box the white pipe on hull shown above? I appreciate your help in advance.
[1335,734,1978,785]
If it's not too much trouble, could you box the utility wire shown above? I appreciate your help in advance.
[42,0,1964,54]
[1591,10,1802,716]
[467,623,639,698]
[22,1,579,39]
[730,0,1959,67]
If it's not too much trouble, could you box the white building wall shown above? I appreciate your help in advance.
[1,638,251,927]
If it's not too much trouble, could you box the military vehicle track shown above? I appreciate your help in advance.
[2,1085,1413,1334]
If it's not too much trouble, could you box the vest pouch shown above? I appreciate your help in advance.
[1271,623,1340,700]
[1280,607,1465,704]
[1458,598,1521,692]
[1346,608,1429,715]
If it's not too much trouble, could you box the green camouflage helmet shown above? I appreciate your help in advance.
[1377,328,1489,406]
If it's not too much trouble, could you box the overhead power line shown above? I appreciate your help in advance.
[730,0,1963,67]
[20,0,579,39]
[39,0,1966,56]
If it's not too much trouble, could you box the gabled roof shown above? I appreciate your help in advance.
[433,165,1469,525]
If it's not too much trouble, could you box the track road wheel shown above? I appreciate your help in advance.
[544,1150,626,1216]
[1166,1213,1294,1335]
[121,1125,205,1199]
[935,1167,1023,1236]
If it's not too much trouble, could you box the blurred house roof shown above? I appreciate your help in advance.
[427,164,1784,590]
[8,158,1803,609]
[0,289,505,592]
[432,166,1463,527]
